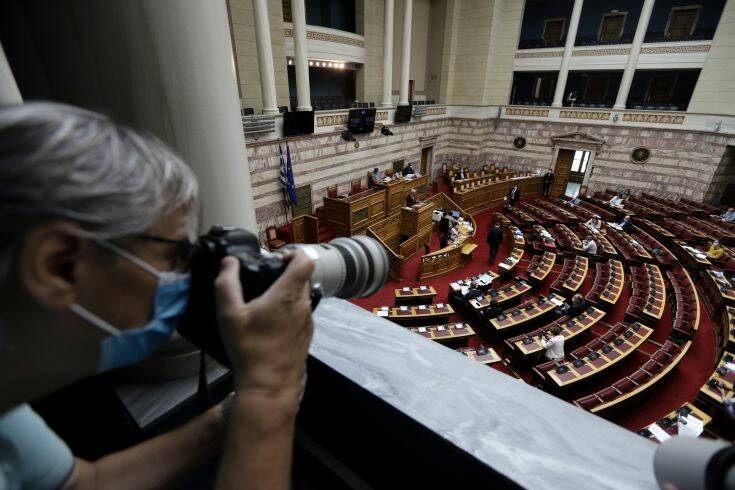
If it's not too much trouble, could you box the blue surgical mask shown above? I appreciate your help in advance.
[69,238,191,373]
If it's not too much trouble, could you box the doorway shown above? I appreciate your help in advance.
[550,149,575,197]
[565,150,592,198]
[420,146,433,176]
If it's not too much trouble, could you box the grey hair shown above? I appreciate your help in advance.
[0,102,199,279]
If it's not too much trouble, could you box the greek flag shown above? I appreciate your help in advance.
[280,141,298,208]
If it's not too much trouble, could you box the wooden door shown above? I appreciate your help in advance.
[420,147,432,175]
[551,149,575,197]
[543,19,565,45]
[292,184,312,218]
[584,75,609,103]
[599,13,625,42]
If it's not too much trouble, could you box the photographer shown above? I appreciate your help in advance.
[0,102,313,489]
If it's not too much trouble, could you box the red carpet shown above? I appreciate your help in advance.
[350,199,719,434]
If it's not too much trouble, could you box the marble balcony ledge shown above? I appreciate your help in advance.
[311,298,658,489]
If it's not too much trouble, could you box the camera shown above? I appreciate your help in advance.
[178,226,389,367]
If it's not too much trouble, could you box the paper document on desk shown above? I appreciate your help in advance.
[376,311,389,317]
[725,362,735,372]
[478,273,494,285]
[678,415,704,438]
[549,297,564,306]
[696,253,707,260]
[648,424,671,442]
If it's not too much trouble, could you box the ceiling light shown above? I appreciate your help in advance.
[309,61,313,66]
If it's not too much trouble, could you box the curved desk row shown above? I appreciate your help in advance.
[452,176,543,215]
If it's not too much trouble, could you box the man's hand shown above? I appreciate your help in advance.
[214,251,315,403]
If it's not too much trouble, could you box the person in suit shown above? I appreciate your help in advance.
[464,281,482,301]
[439,232,449,249]
[559,294,587,318]
[487,222,504,264]
[507,185,520,207]
[582,236,597,256]
[482,299,503,321]
[455,166,468,181]
[405,188,418,207]
[617,215,633,232]
[402,163,415,176]
[369,167,381,188]
[542,170,555,196]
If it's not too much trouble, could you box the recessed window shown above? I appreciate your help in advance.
[584,75,610,103]
[571,150,591,173]
[543,18,565,46]
[645,73,678,104]
[665,6,701,39]
[533,76,555,100]
[598,12,627,42]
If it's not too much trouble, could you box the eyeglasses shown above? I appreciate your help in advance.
[135,234,196,271]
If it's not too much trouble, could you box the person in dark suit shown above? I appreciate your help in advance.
[507,185,520,207]
[455,166,468,181]
[464,281,482,301]
[617,215,633,232]
[402,163,415,176]
[439,233,449,249]
[487,222,504,264]
[482,299,503,321]
[542,170,554,196]
[405,188,418,207]
[559,294,587,318]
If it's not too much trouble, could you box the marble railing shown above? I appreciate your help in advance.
[307,298,658,489]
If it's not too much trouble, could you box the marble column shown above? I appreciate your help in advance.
[380,0,395,108]
[0,43,22,105]
[398,0,412,106]
[252,0,279,114]
[614,0,656,109]
[552,0,584,107]
[291,0,312,111]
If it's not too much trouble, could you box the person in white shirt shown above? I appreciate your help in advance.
[609,194,624,208]
[583,236,597,255]
[449,224,459,241]
[540,325,565,362]
[722,208,735,223]
[585,215,601,232]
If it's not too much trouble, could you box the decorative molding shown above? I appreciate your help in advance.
[426,107,447,116]
[639,44,710,54]
[631,147,651,163]
[316,110,388,128]
[513,136,527,150]
[506,108,549,117]
[560,110,611,121]
[515,50,564,59]
[622,113,685,124]
[572,47,630,57]
[284,28,365,49]
[551,131,605,149]
[376,111,388,121]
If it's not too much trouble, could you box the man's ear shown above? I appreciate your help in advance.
[18,222,90,309]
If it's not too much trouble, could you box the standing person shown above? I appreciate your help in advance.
[507,185,520,207]
[540,325,565,362]
[542,169,555,196]
[405,188,418,207]
[487,222,504,264]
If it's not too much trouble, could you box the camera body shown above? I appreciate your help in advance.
[177,226,389,368]
[178,226,321,367]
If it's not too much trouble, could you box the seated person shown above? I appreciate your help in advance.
[402,163,415,177]
[405,188,418,207]
[559,294,587,318]
[621,189,631,199]
[482,299,503,321]
[369,167,381,187]
[464,281,482,301]
[455,166,468,181]
[540,325,565,362]
[582,236,597,255]
[448,224,460,242]
[585,215,602,232]
[722,208,735,223]
[612,215,632,232]
[608,194,624,208]
[707,239,725,260]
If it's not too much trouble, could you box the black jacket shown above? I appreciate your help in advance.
[483,306,504,320]
[402,166,415,176]
[465,289,482,301]
[487,227,503,246]
[563,301,587,318]
[455,169,468,180]
[507,186,520,202]
[406,193,417,206]
[544,172,554,184]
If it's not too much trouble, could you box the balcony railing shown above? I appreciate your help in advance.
[644,28,716,43]
[518,38,565,50]
[574,34,634,47]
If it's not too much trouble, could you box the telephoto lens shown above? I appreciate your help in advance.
[178,227,389,367]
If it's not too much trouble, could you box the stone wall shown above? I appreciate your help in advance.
[247,116,735,233]
[705,145,735,203]
[356,0,384,104]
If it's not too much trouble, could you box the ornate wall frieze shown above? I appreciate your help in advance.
[515,50,564,59]
[622,113,685,124]
[560,110,611,120]
[640,44,710,54]
[506,108,549,117]
[284,28,365,48]
[572,48,630,57]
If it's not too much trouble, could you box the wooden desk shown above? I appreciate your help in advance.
[489,293,565,335]
[452,176,543,215]
[458,346,502,365]
[324,188,387,237]
[526,251,556,282]
[551,255,588,296]
[637,218,675,240]
[499,247,524,273]
[395,286,438,305]
[448,271,500,296]
[504,206,537,226]
[401,202,434,239]
[701,270,735,317]
[450,170,516,194]
[509,226,525,248]
[598,260,625,306]
[468,279,532,309]
[544,323,652,389]
[697,357,735,410]
[506,307,606,358]
[724,307,735,353]
[373,304,454,326]
[639,264,666,321]
[672,240,712,269]
[376,174,430,215]
[554,224,584,253]
[639,403,711,443]
[410,322,475,345]
[581,224,618,257]
[531,224,557,251]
